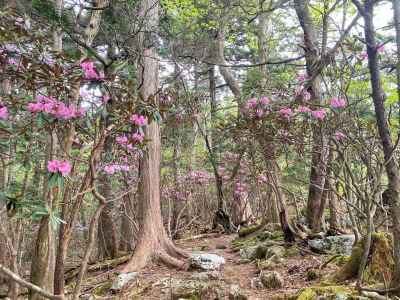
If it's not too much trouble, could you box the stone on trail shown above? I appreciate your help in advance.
[190,252,226,271]
[228,284,248,300]
[259,271,284,289]
[308,234,355,255]
[111,272,138,291]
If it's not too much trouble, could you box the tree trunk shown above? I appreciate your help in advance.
[354,0,400,288]
[97,173,119,259]
[294,0,329,232]
[121,0,188,273]
[53,1,108,295]
[119,192,137,252]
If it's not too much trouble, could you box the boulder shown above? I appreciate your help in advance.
[265,245,285,259]
[308,235,355,255]
[190,253,225,271]
[260,271,284,289]
[111,272,138,291]
[239,241,278,260]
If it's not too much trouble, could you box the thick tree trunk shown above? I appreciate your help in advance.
[121,0,188,273]
[354,0,400,288]
[294,0,329,232]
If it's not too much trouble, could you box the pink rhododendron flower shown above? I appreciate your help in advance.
[360,52,368,60]
[234,182,247,196]
[58,161,72,176]
[330,97,346,108]
[47,160,59,173]
[259,96,270,105]
[102,95,110,104]
[116,135,129,145]
[27,95,85,120]
[311,109,326,120]
[80,61,103,80]
[0,106,8,120]
[297,74,307,83]
[334,131,346,140]
[297,106,311,113]
[257,174,268,184]
[27,102,44,112]
[279,107,293,120]
[377,44,385,53]
[245,98,258,109]
[130,114,148,127]
[132,131,145,144]
[104,165,116,175]
[47,160,71,176]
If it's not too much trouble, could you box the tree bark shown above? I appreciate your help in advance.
[353,0,400,288]
[53,1,108,295]
[294,0,329,232]
[121,0,188,273]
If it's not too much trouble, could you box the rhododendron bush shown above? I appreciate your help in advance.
[1,2,399,296]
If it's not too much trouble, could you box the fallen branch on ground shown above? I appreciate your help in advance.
[0,263,63,300]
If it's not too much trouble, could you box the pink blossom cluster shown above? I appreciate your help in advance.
[186,170,212,185]
[0,106,8,120]
[104,163,130,175]
[244,96,270,118]
[311,109,327,120]
[297,106,327,120]
[234,181,247,196]
[257,174,268,184]
[130,114,148,127]
[334,131,346,141]
[27,95,86,120]
[116,132,145,150]
[330,97,346,108]
[218,166,231,182]
[47,159,72,176]
[80,61,104,81]
[279,107,293,120]
[102,95,110,104]
[297,105,311,113]
[294,85,311,102]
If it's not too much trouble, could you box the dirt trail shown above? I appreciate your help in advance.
[114,234,332,299]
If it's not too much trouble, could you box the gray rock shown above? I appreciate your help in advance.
[190,253,225,271]
[239,241,278,260]
[190,271,221,281]
[111,272,138,291]
[308,235,355,255]
[228,284,248,300]
[259,271,284,289]
[265,245,285,259]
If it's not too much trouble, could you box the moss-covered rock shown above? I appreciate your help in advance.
[238,223,264,237]
[295,286,352,300]
[334,232,394,283]
[93,281,113,296]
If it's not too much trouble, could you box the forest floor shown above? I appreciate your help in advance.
[80,234,341,299]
